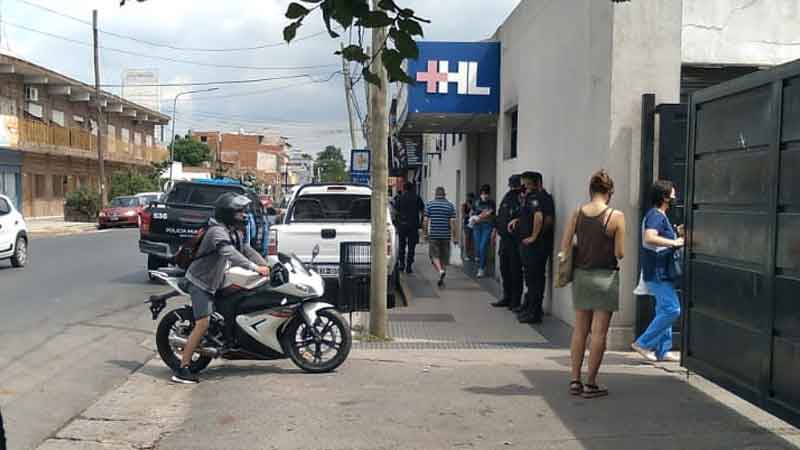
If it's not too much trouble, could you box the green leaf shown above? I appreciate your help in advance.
[362,67,381,87]
[378,0,398,11]
[283,20,302,42]
[351,0,371,18]
[398,18,423,37]
[321,1,341,38]
[390,28,418,59]
[399,8,415,18]
[356,11,394,28]
[285,2,310,19]
[339,44,370,63]
[332,0,354,29]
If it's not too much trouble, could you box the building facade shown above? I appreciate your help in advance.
[0,55,170,218]
[403,0,800,349]
[191,131,289,189]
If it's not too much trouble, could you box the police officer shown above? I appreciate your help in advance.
[515,171,555,324]
[491,175,524,310]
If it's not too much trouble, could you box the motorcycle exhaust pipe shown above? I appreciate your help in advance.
[168,335,219,358]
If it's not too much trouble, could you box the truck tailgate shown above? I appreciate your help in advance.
[274,223,371,264]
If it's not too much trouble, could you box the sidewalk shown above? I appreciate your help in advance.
[26,217,99,237]
[39,245,800,450]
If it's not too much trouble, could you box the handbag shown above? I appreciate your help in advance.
[555,208,580,288]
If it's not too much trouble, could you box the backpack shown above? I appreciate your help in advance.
[174,225,220,270]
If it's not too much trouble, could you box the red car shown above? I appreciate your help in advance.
[98,196,146,229]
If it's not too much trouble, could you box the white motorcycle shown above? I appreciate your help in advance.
[145,246,351,374]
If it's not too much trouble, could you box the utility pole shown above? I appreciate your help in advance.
[92,10,107,207]
[368,0,389,338]
[341,43,359,151]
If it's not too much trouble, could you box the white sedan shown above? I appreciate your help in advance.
[0,194,28,268]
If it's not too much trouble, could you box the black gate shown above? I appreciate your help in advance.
[683,60,800,428]
[637,95,688,345]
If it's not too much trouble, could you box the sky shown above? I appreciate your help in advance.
[1,0,521,157]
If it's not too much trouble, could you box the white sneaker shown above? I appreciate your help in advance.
[476,269,485,278]
[631,342,657,362]
[659,352,680,363]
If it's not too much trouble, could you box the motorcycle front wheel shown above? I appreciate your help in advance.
[281,309,351,373]
[156,307,213,374]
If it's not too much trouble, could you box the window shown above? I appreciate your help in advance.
[291,194,371,223]
[200,136,208,143]
[459,133,463,142]
[35,174,47,198]
[0,197,10,215]
[452,133,456,146]
[443,134,448,151]
[506,109,518,159]
[134,132,142,145]
[107,125,116,138]
[110,197,138,207]
[52,175,65,197]
[146,135,153,147]
[120,128,130,143]
[51,110,65,127]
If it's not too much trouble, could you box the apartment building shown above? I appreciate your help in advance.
[0,55,170,217]
[191,131,289,187]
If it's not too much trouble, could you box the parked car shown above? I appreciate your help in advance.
[98,196,147,229]
[135,191,163,208]
[0,194,28,268]
[139,180,269,276]
[271,183,398,305]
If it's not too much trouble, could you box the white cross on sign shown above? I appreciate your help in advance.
[416,60,491,96]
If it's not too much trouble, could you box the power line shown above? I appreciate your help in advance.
[14,0,328,52]
[99,73,320,88]
[160,72,341,103]
[2,19,339,71]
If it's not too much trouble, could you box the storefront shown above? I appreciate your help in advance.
[0,148,22,209]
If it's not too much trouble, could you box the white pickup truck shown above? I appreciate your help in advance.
[270,183,398,304]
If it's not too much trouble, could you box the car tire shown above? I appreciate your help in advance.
[10,235,27,268]
[98,223,106,230]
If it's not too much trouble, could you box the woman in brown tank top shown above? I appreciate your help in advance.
[558,170,625,399]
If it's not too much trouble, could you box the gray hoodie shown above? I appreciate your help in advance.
[186,218,267,293]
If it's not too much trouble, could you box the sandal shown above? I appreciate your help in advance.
[569,380,583,396]
[582,384,608,399]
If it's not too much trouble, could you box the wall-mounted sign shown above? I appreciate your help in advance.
[389,134,423,170]
[350,148,371,185]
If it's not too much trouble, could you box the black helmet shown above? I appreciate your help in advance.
[214,192,251,226]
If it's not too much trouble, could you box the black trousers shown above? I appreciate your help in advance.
[520,246,549,315]
[499,235,523,308]
[397,228,419,268]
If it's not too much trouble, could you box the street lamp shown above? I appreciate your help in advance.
[169,87,219,182]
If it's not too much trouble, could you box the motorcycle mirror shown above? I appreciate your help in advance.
[312,244,320,262]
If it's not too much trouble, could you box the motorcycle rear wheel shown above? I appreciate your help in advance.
[281,309,351,373]
[156,307,213,374]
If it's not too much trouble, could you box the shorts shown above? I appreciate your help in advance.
[429,239,451,265]
[188,282,214,319]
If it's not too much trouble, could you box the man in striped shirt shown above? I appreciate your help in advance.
[423,186,457,287]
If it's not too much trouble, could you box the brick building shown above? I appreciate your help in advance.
[0,55,170,217]
[191,131,289,187]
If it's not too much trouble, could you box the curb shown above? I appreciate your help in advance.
[28,225,100,238]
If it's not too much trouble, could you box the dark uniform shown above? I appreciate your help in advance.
[492,176,524,309]
[396,190,425,272]
[518,189,555,322]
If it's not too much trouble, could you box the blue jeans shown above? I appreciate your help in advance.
[636,280,681,359]
[472,223,492,271]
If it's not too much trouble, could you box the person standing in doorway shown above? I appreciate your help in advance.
[492,175,524,310]
[461,193,476,261]
[561,170,625,398]
[515,171,555,324]
[423,186,457,288]
[471,185,496,278]
[396,181,426,274]
[632,180,684,362]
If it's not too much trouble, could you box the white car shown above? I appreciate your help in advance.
[271,183,398,304]
[0,194,28,268]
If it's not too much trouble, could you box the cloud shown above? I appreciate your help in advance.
[4,0,521,155]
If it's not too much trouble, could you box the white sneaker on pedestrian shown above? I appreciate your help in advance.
[476,269,485,278]
[631,342,657,362]
[659,352,680,363]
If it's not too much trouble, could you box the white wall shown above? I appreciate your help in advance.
[683,0,800,66]
[422,134,469,211]
[493,0,682,347]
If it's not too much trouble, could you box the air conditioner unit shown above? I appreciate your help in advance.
[24,86,39,102]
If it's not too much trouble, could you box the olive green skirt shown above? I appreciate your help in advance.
[572,268,620,312]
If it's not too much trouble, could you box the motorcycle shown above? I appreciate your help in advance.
[145,246,351,374]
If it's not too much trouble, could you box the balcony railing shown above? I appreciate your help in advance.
[18,118,168,163]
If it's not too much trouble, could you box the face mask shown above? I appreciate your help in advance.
[480,195,488,202]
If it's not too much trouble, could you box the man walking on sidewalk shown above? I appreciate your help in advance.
[395,181,426,274]
[492,175,524,310]
[423,186,457,288]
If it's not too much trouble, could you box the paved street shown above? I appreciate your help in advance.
[0,229,167,450]
[27,245,800,450]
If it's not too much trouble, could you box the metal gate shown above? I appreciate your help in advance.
[637,95,688,345]
[683,60,800,428]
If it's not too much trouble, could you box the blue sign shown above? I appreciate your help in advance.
[350,149,371,185]
[407,41,500,115]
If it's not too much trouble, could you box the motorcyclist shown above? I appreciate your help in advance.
[173,192,270,384]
